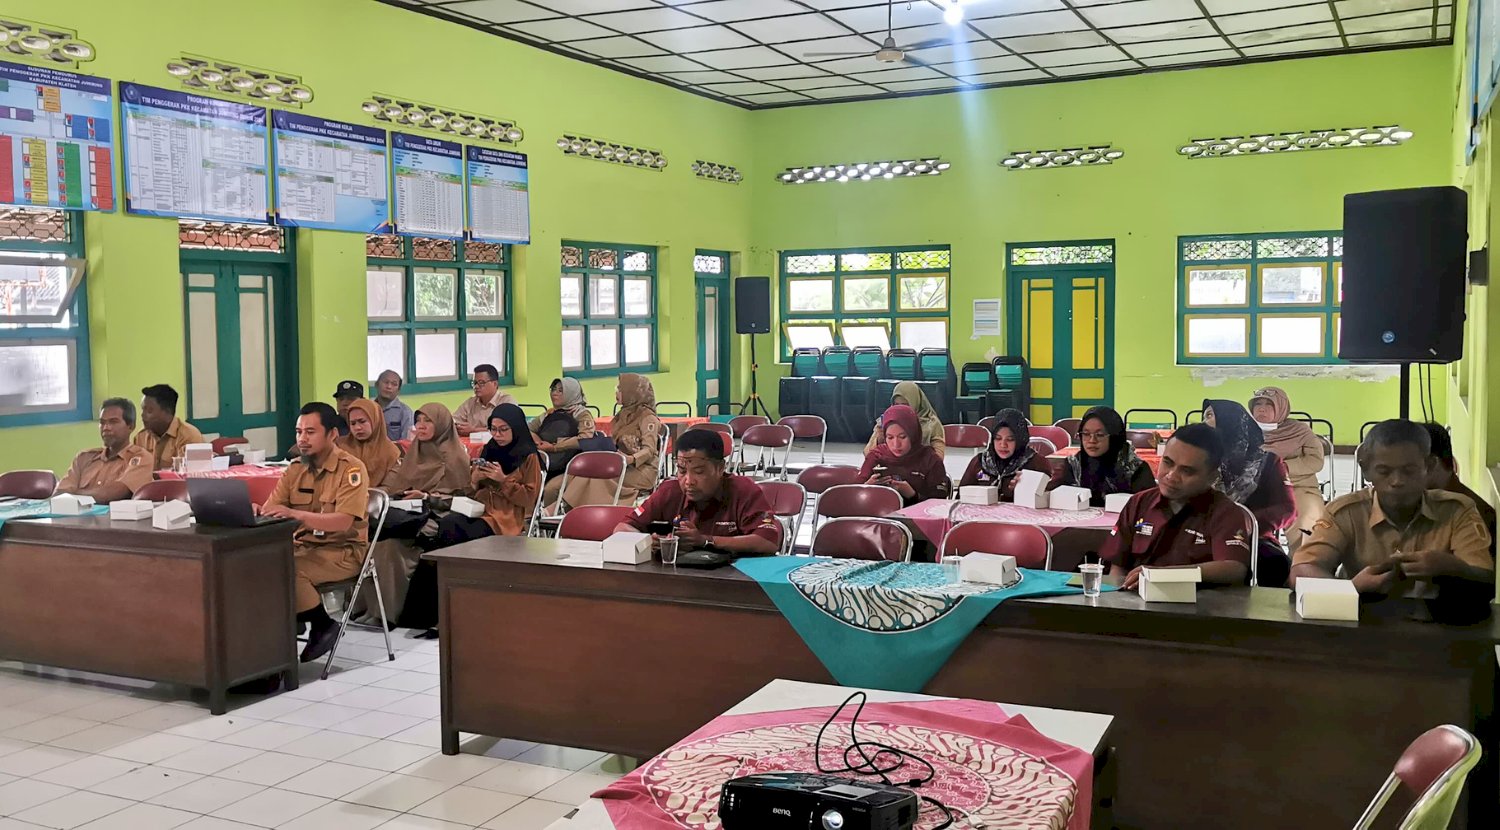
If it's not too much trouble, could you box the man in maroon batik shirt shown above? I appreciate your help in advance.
[616,428,782,555]
[1100,423,1253,590]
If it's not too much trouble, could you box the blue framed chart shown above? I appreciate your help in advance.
[120,82,269,223]
[0,61,114,211]
[272,111,390,232]
[392,132,462,239]
[466,146,529,245]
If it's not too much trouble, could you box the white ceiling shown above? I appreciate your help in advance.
[380,0,1453,108]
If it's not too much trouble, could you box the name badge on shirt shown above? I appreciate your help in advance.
[313,530,326,537]
[1186,529,1207,545]
[1135,520,1154,538]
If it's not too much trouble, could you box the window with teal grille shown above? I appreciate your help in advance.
[779,245,951,361]
[560,241,658,377]
[1178,231,1344,365]
[365,234,512,392]
[0,207,92,426]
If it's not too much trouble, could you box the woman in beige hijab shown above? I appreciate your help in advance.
[560,373,661,508]
[1249,387,1325,553]
[337,398,401,487]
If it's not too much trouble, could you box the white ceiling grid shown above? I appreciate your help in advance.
[378,0,1453,108]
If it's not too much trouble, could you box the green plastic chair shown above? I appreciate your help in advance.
[1353,724,1481,830]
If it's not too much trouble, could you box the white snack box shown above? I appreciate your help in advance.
[1139,566,1201,603]
[110,500,154,520]
[152,500,193,531]
[1295,577,1360,622]
[959,486,999,506]
[449,496,485,519]
[242,449,267,464]
[959,552,1019,586]
[1103,492,1133,514]
[1013,469,1050,509]
[1051,485,1091,512]
[210,456,231,471]
[183,444,215,474]
[468,432,492,444]
[184,443,214,454]
[48,494,95,515]
[603,531,652,565]
[390,498,425,512]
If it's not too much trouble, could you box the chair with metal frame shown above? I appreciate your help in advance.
[738,423,795,480]
[943,424,989,454]
[532,451,627,535]
[657,401,693,418]
[1232,501,1264,588]
[938,518,1053,570]
[0,470,58,499]
[1052,417,1083,440]
[246,476,279,508]
[1352,724,1481,830]
[315,488,395,679]
[757,480,807,555]
[557,505,635,542]
[1124,430,1157,450]
[1030,425,1072,452]
[523,451,550,536]
[813,483,904,538]
[777,414,828,471]
[728,415,769,468]
[810,516,913,562]
[1123,408,1179,430]
[1028,436,1058,457]
[517,403,546,420]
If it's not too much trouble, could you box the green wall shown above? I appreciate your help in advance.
[748,47,1454,443]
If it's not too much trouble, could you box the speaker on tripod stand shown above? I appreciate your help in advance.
[735,277,772,419]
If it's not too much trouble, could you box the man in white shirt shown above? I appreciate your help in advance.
[453,364,515,435]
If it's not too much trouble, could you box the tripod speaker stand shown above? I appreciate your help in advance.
[738,333,771,419]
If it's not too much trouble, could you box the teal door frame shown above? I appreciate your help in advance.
[181,252,300,451]
[694,252,731,417]
[1006,243,1116,421]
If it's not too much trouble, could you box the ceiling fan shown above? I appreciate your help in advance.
[803,1,951,66]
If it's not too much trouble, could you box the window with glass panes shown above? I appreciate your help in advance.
[0,207,92,426]
[779,246,950,360]
[1178,232,1343,365]
[366,234,511,391]
[560,241,657,376]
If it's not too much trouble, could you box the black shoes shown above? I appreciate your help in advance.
[300,620,341,662]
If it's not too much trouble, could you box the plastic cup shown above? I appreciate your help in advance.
[941,555,963,585]
[1079,563,1104,597]
[659,536,679,565]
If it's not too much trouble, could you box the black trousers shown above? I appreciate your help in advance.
[397,514,494,630]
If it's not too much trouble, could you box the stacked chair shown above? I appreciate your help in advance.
[777,347,823,418]
[986,356,1031,416]
[779,346,962,439]
[917,348,957,423]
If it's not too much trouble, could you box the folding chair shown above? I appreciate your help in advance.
[316,488,395,679]
[1031,425,1072,451]
[1028,437,1058,457]
[757,480,807,554]
[1125,430,1157,450]
[517,403,546,420]
[246,476,280,507]
[533,451,628,534]
[944,424,989,454]
[211,436,249,455]
[814,483,904,538]
[811,516,913,562]
[777,415,827,471]
[1352,724,1482,830]
[1233,502,1262,588]
[558,505,635,541]
[135,479,189,502]
[657,401,693,418]
[738,423,795,480]
[729,415,770,468]
[525,451,550,536]
[1123,408,1180,430]
[939,519,1053,570]
[1052,417,1083,439]
[0,470,58,499]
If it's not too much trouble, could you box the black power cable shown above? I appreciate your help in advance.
[813,692,956,830]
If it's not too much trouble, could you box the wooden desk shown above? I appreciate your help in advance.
[546,679,1116,830]
[0,515,299,713]
[430,538,1498,830]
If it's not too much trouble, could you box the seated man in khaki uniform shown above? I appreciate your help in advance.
[56,397,154,503]
[1291,419,1494,601]
[133,384,205,471]
[260,402,370,662]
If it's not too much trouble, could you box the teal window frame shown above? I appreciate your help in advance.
[778,244,951,362]
[366,237,513,393]
[561,240,658,378]
[1177,231,1344,366]
[0,209,93,427]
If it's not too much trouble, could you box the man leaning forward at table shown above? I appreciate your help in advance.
[1100,423,1253,590]
[55,397,154,504]
[615,428,782,555]
[258,402,370,662]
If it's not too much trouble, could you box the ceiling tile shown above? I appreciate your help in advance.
[828,3,951,32]
[1124,35,1232,58]
[969,10,1090,39]
[686,45,795,68]
[1231,22,1342,47]
[776,76,868,91]
[436,0,559,24]
[1341,9,1434,34]
[959,68,1052,83]
[1028,45,1130,67]
[884,78,963,91]
[964,0,1067,14]
[658,69,749,83]
[1240,36,1346,55]
[1216,5,1334,34]
[1202,0,1311,12]
[904,38,1009,64]
[616,54,715,72]
[731,13,857,43]
[699,80,787,94]
[734,63,837,80]
[1335,0,1431,13]
[1050,59,1142,76]
[584,7,706,33]
[507,16,616,40]
[801,84,884,99]
[1079,0,1205,29]
[849,65,946,83]
[1139,48,1240,66]
[674,0,809,22]
[945,54,1034,75]
[1002,31,1108,52]
[737,91,814,104]
[807,55,910,73]
[1347,26,1432,46]
[1104,19,1221,42]
[638,24,758,52]
[535,0,654,13]
[570,35,666,58]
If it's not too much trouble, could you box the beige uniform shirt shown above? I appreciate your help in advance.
[453,391,516,434]
[1292,489,1494,598]
[264,447,370,553]
[132,417,206,471]
[56,445,154,500]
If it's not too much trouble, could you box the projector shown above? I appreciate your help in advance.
[718,772,918,830]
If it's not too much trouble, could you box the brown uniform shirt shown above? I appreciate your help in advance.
[264,446,370,553]
[56,445,154,500]
[1292,489,1494,598]
[132,417,206,471]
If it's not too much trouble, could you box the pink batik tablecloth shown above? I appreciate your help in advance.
[592,698,1093,830]
[156,465,286,481]
[896,498,1118,546]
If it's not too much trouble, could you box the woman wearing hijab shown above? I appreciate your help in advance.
[863,381,947,458]
[337,398,401,487]
[1248,387,1326,553]
[1058,406,1155,506]
[561,373,662,509]
[958,408,1055,499]
[399,405,542,637]
[531,377,596,499]
[858,405,951,505]
[1204,399,1298,585]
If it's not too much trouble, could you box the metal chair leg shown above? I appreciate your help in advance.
[369,563,394,661]
[320,583,358,681]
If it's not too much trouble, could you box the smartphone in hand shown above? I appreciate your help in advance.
[648,520,673,536]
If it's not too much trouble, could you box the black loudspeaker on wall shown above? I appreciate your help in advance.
[1340,187,1467,363]
[735,276,771,334]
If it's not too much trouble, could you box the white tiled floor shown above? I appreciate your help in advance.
[0,627,630,829]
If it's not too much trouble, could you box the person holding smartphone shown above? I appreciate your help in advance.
[858,405,951,506]
[615,428,781,555]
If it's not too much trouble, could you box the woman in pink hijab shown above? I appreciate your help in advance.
[1249,387,1325,553]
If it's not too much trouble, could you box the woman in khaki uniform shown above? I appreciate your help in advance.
[561,373,661,508]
